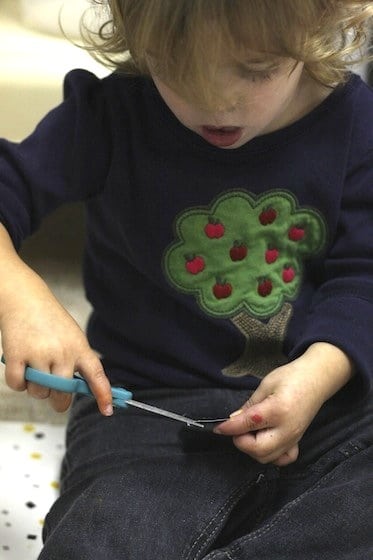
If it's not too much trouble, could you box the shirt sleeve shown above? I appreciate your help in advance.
[289,146,373,399]
[0,69,111,249]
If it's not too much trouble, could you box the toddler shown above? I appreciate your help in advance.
[0,1,372,558]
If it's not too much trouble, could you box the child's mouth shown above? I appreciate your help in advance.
[200,126,243,147]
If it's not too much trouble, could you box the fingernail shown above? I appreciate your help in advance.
[229,408,243,418]
[104,404,113,416]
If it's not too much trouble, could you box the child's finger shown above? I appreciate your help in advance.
[4,356,28,392]
[233,428,280,462]
[8,357,53,400]
[214,396,276,436]
[48,362,75,412]
[28,381,51,400]
[25,359,54,400]
[232,429,297,464]
[76,352,113,416]
[272,445,299,466]
[49,388,72,412]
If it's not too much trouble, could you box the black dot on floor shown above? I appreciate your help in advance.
[35,432,45,439]
[2,545,10,550]
[27,534,37,540]
[25,501,36,509]
[1,510,9,515]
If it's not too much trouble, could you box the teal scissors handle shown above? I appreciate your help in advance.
[24,366,133,407]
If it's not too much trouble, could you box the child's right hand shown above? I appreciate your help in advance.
[0,226,113,416]
[1,291,113,416]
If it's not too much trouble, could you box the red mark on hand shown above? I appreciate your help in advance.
[251,414,263,424]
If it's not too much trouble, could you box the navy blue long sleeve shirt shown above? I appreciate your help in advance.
[0,70,372,398]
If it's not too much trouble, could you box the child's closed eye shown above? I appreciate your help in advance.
[238,66,279,82]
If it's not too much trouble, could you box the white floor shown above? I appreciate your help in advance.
[0,421,65,558]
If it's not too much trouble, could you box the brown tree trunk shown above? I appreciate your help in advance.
[222,303,293,379]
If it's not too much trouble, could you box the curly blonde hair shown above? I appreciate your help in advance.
[83,0,372,103]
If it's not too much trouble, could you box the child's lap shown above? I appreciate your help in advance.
[40,388,373,560]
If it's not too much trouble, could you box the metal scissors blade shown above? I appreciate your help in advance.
[22,366,224,430]
[124,399,205,429]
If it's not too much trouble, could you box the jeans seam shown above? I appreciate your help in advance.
[204,549,234,560]
[280,438,368,482]
[182,477,257,560]
[225,443,370,555]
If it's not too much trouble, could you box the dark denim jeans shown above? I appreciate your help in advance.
[40,387,373,559]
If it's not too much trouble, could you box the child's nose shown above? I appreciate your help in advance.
[212,94,247,115]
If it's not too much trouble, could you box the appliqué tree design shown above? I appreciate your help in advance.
[164,190,326,378]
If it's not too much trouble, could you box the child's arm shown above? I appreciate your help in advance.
[0,223,113,416]
[215,342,354,466]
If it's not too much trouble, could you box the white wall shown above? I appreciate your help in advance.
[0,0,108,141]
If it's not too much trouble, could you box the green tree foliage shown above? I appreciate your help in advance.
[164,190,326,320]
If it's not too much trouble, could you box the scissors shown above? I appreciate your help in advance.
[21,365,228,431]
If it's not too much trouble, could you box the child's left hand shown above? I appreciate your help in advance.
[214,342,354,466]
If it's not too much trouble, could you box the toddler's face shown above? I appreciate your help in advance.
[152,57,308,149]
